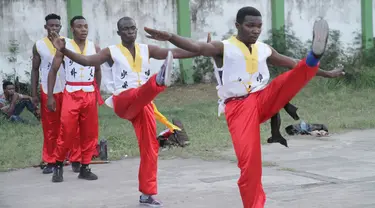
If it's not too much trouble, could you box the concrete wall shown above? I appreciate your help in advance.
[0,0,366,89]
[82,0,179,91]
[285,0,361,46]
[189,0,272,42]
[0,0,67,86]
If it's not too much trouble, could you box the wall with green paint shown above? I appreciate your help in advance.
[0,0,373,85]
[284,0,364,47]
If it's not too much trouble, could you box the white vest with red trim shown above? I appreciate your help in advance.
[216,36,272,116]
[35,37,66,94]
[64,39,97,92]
[104,43,152,108]
[108,43,152,92]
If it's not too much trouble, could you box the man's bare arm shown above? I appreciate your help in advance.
[47,51,64,97]
[144,27,223,57]
[61,47,111,67]
[148,45,201,60]
[169,35,223,57]
[6,93,19,116]
[94,44,102,90]
[267,46,343,78]
[31,44,41,98]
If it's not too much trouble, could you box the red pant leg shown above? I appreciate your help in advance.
[40,90,63,164]
[68,127,81,163]
[225,95,266,208]
[131,103,159,195]
[79,91,99,165]
[113,74,165,120]
[55,90,81,162]
[257,58,319,122]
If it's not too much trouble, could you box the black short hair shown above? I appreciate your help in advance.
[236,7,261,24]
[70,15,86,27]
[45,13,61,22]
[117,16,134,30]
[3,80,14,90]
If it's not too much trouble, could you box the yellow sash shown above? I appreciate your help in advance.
[116,43,142,73]
[42,37,56,56]
[70,39,88,55]
[228,36,259,74]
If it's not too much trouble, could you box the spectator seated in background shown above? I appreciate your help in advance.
[0,80,40,122]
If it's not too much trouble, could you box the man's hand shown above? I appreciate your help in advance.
[47,96,56,112]
[207,32,211,43]
[31,96,39,106]
[144,27,172,41]
[50,31,66,51]
[325,68,346,78]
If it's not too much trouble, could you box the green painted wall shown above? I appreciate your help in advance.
[66,0,83,39]
[271,0,285,30]
[361,0,374,49]
[271,0,285,49]
[176,0,194,84]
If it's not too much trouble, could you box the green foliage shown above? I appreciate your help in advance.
[2,40,31,95]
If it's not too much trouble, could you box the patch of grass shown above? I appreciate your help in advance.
[278,167,297,172]
[1,79,375,171]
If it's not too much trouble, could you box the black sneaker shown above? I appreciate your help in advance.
[52,165,63,183]
[78,166,98,180]
[311,18,329,58]
[139,195,163,207]
[71,162,81,173]
[267,135,288,148]
[42,164,54,174]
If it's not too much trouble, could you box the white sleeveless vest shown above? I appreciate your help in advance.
[35,37,66,94]
[104,43,152,108]
[64,39,97,92]
[215,36,272,116]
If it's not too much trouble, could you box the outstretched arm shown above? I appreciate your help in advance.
[267,46,345,78]
[144,27,223,57]
[61,47,111,67]
[148,45,200,60]
[149,32,215,60]
[50,31,111,67]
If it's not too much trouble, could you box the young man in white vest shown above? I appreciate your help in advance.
[31,13,81,174]
[144,6,343,208]
[206,33,344,148]
[49,16,198,206]
[47,15,103,183]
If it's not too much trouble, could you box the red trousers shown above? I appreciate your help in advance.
[112,75,165,195]
[225,59,318,208]
[54,89,98,165]
[40,89,81,163]
[40,90,63,164]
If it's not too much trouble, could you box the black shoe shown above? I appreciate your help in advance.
[52,165,63,183]
[71,162,81,173]
[284,103,300,121]
[267,135,289,148]
[139,195,163,207]
[42,164,54,174]
[78,165,98,180]
[311,18,329,58]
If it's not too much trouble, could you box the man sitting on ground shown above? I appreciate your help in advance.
[0,80,40,122]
